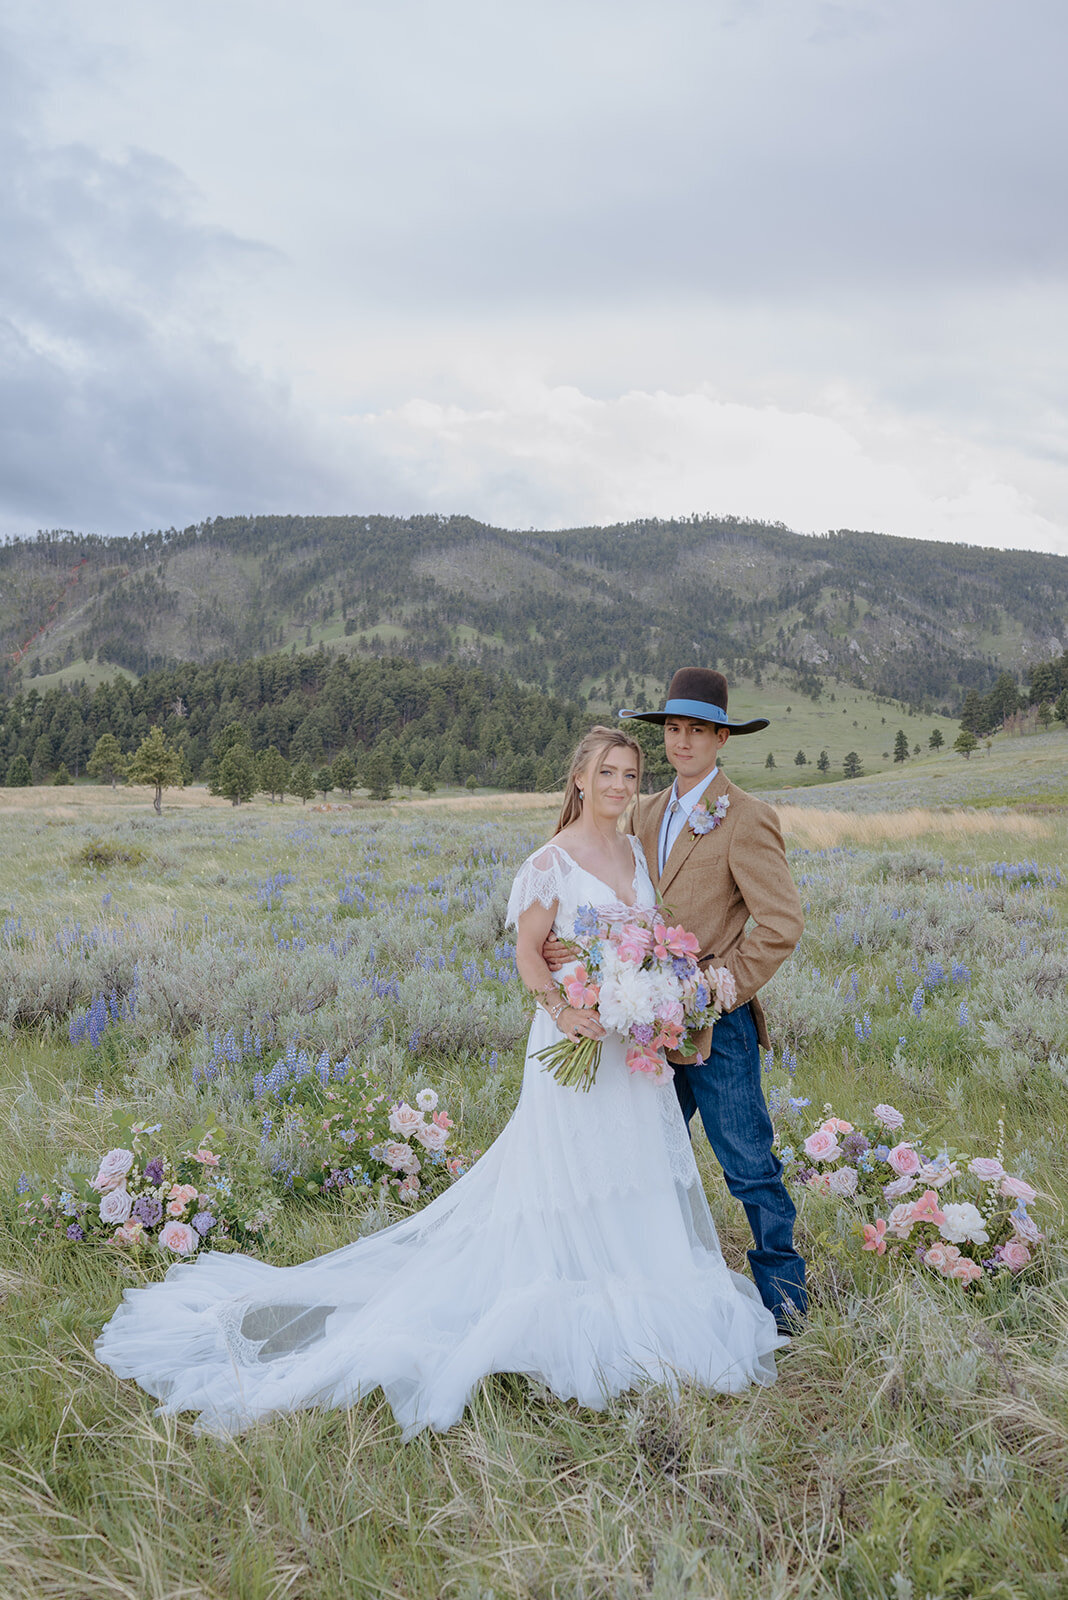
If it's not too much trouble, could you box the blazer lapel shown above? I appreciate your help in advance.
[659,771,730,897]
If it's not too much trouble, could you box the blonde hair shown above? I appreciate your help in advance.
[554,726,644,833]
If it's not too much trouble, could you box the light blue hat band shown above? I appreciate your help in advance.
[663,698,729,724]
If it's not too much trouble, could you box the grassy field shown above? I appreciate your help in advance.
[0,763,1065,1599]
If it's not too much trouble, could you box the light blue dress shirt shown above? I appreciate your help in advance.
[657,767,720,876]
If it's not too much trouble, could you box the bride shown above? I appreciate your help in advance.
[95,726,782,1437]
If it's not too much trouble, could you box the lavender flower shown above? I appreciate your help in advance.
[132,1195,163,1228]
[630,1023,655,1045]
[143,1157,165,1185]
[66,1223,85,1241]
[191,1211,216,1236]
[841,1131,871,1160]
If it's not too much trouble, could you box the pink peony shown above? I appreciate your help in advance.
[91,1148,135,1192]
[1000,1175,1038,1203]
[862,1218,888,1254]
[827,1166,859,1197]
[886,1203,916,1239]
[383,1141,422,1175]
[413,1121,450,1153]
[922,1241,960,1273]
[820,1118,854,1135]
[711,966,737,1010]
[387,1103,423,1139]
[949,1257,983,1284]
[873,1104,905,1130]
[909,1189,946,1226]
[887,1142,922,1177]
[883,1175,917,1201]
[997,1238,1031,1271]
[98,1186,132,1226]
[803,1128,842,1163]
[968,1157,1005,1182]
[158,1220,197,1255]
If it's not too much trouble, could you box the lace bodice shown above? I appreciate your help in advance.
[505,836,653,933]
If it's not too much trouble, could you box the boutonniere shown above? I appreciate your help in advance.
[689,795,729,838]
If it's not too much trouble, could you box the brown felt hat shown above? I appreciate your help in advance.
[618,667,769,735]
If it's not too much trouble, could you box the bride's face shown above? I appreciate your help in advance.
[580,745,639,820]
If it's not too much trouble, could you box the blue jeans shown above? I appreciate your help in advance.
[674,1003,807,1322]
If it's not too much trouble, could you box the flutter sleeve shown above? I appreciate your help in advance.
[504,845,572,928]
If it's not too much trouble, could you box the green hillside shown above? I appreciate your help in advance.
[4,517,1066,719]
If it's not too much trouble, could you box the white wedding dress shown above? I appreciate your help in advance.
[95,837,781,1437]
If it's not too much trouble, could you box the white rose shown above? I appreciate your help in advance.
[91,1148,135,1192]
[827,1166,859,1197]
[415,1089,439,1113]
[414,1122,449,1153]
[99,1185,132,1225]
[886,1203,915,1239]
[387,1103,424,1139]
[873,1104,905,1131]
[938,1202,989,1246]
[383,1141,422,1175]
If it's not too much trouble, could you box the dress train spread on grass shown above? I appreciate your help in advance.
[95,837,782,1436]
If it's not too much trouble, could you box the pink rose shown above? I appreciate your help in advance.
[1000,1175,1038,1203]
[997,1239,1031,1271]
[873,1104,905,1130]
[91,1148,135,1193]
[98,1186,132,1225]
[949,1257,983,1284]
[883,1175,917,1200]
[166,1198,191,1217]
[168,1183,198,1204]
[806,1172,833,1196]
[158,1220,197,1255]
[827,1166,859,1197]
[922,1241,959,1273]
[820,1118,854,1135]
[886,1203,916,1239]
[919,1161,957,1189]
[1010,1212,1042,1244]
[803,1128,841,1163]
[968,1157,1005,1182]
[887,1143,921,1177]
[397,1176,421,1203]
[387,1103,423,1139]
[112,1219,144,1245]
[616,925,653,964]
[192,1148,221,1167]
[383,1141,421,1175]
[413,1121,449,1153]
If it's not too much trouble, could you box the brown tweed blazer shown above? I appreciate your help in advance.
[633,771,803,1058]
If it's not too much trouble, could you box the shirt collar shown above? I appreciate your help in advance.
[669,767,719,817]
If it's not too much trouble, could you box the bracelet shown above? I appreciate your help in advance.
[536,984,568,1022]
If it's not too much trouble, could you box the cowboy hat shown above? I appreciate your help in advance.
[618,667,769,735]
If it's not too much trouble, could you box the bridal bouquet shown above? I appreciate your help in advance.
[774,1099,1049,1288]
[537,903,736,1092]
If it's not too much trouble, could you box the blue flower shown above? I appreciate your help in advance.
[573,905,599,937]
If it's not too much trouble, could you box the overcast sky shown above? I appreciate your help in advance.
[2,0,1066,555]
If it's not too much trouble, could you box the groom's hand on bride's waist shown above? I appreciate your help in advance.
[541,935,571,971]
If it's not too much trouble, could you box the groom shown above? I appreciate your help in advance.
[620,668,807,1333]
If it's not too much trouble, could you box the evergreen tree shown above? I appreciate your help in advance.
[954,727,978,760]
[418,764,437,793]
[893,729,910,762]
[765,752,775,769]
[331,751,358,797]
[816,749,830,772]
[126,726,184,815]
[87,733,127,788]
[316,766,335,800]
[360,746,393,801]
[1055,689,1068,726]
[399,760,417,789]
[52,763,73,786]
[290,760,316,803]
[6,753,31,787]
[212,746,258,805]
[843,750,862,778]
[928,728,944,750]
[794,750,806,766]
[30,734,53,783]
[257,746,290,802]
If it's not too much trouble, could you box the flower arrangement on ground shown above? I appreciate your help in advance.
[12,1118,278,1256]
[774,1098,1049,1287]
[538,903,737,1091]
[259,1066,478,1207]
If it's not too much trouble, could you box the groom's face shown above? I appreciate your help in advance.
[664,717,729,788]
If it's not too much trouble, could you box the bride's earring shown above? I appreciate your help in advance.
[578,789,584,799]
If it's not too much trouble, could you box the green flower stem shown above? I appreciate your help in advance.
[534,1037,603,1092]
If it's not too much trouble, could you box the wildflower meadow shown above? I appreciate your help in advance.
[0,770,1065,1599]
